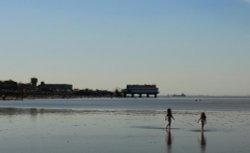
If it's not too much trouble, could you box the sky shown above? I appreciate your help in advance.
[0,0,250,96]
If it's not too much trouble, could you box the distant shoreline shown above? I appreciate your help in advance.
[0,95,250,101]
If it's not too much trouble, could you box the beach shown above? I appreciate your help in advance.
[0,98,250,153]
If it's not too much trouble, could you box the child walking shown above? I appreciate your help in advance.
[165,108,175,129]
[198,112,207,131]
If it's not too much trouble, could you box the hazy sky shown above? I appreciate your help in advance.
[1,0,250,96]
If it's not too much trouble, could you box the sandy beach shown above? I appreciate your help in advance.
[0,98,250,153]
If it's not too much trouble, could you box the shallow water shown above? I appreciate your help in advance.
[0,98,250,153]
[0,97,250,111]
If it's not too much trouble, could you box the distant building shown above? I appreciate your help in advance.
[122,84,159,98]
[172,93,186,97]
[31,77,38,88]
[39,82,73,93]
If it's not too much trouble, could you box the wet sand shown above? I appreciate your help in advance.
[0,107,250,153]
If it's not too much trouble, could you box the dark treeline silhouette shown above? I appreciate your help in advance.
[73,88,122,98]
[0,80,24,100]
[0,79,123,100]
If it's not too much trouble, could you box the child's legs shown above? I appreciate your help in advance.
[201,121,205,129]
[168,120,172,127]
[166,120,171,128]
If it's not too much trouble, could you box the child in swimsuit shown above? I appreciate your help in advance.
[165,108,175,129]
[198,112,207,131]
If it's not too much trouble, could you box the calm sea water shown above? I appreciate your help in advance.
[0,97,250,153]
[0,97,250,111]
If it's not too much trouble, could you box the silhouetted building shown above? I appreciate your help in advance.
[122,84,159,98]
[0,78,74,99]
[31,77,38,88]
[39,82,73,93]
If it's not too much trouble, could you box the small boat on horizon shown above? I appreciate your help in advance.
[172,93,186,97]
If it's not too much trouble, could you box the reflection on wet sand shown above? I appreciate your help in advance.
[0,107,68,116]
[0,107,162,116]
[165,129,172,153]
[200,131,207,153]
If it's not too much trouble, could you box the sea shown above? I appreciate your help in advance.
[0,97,250,153]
